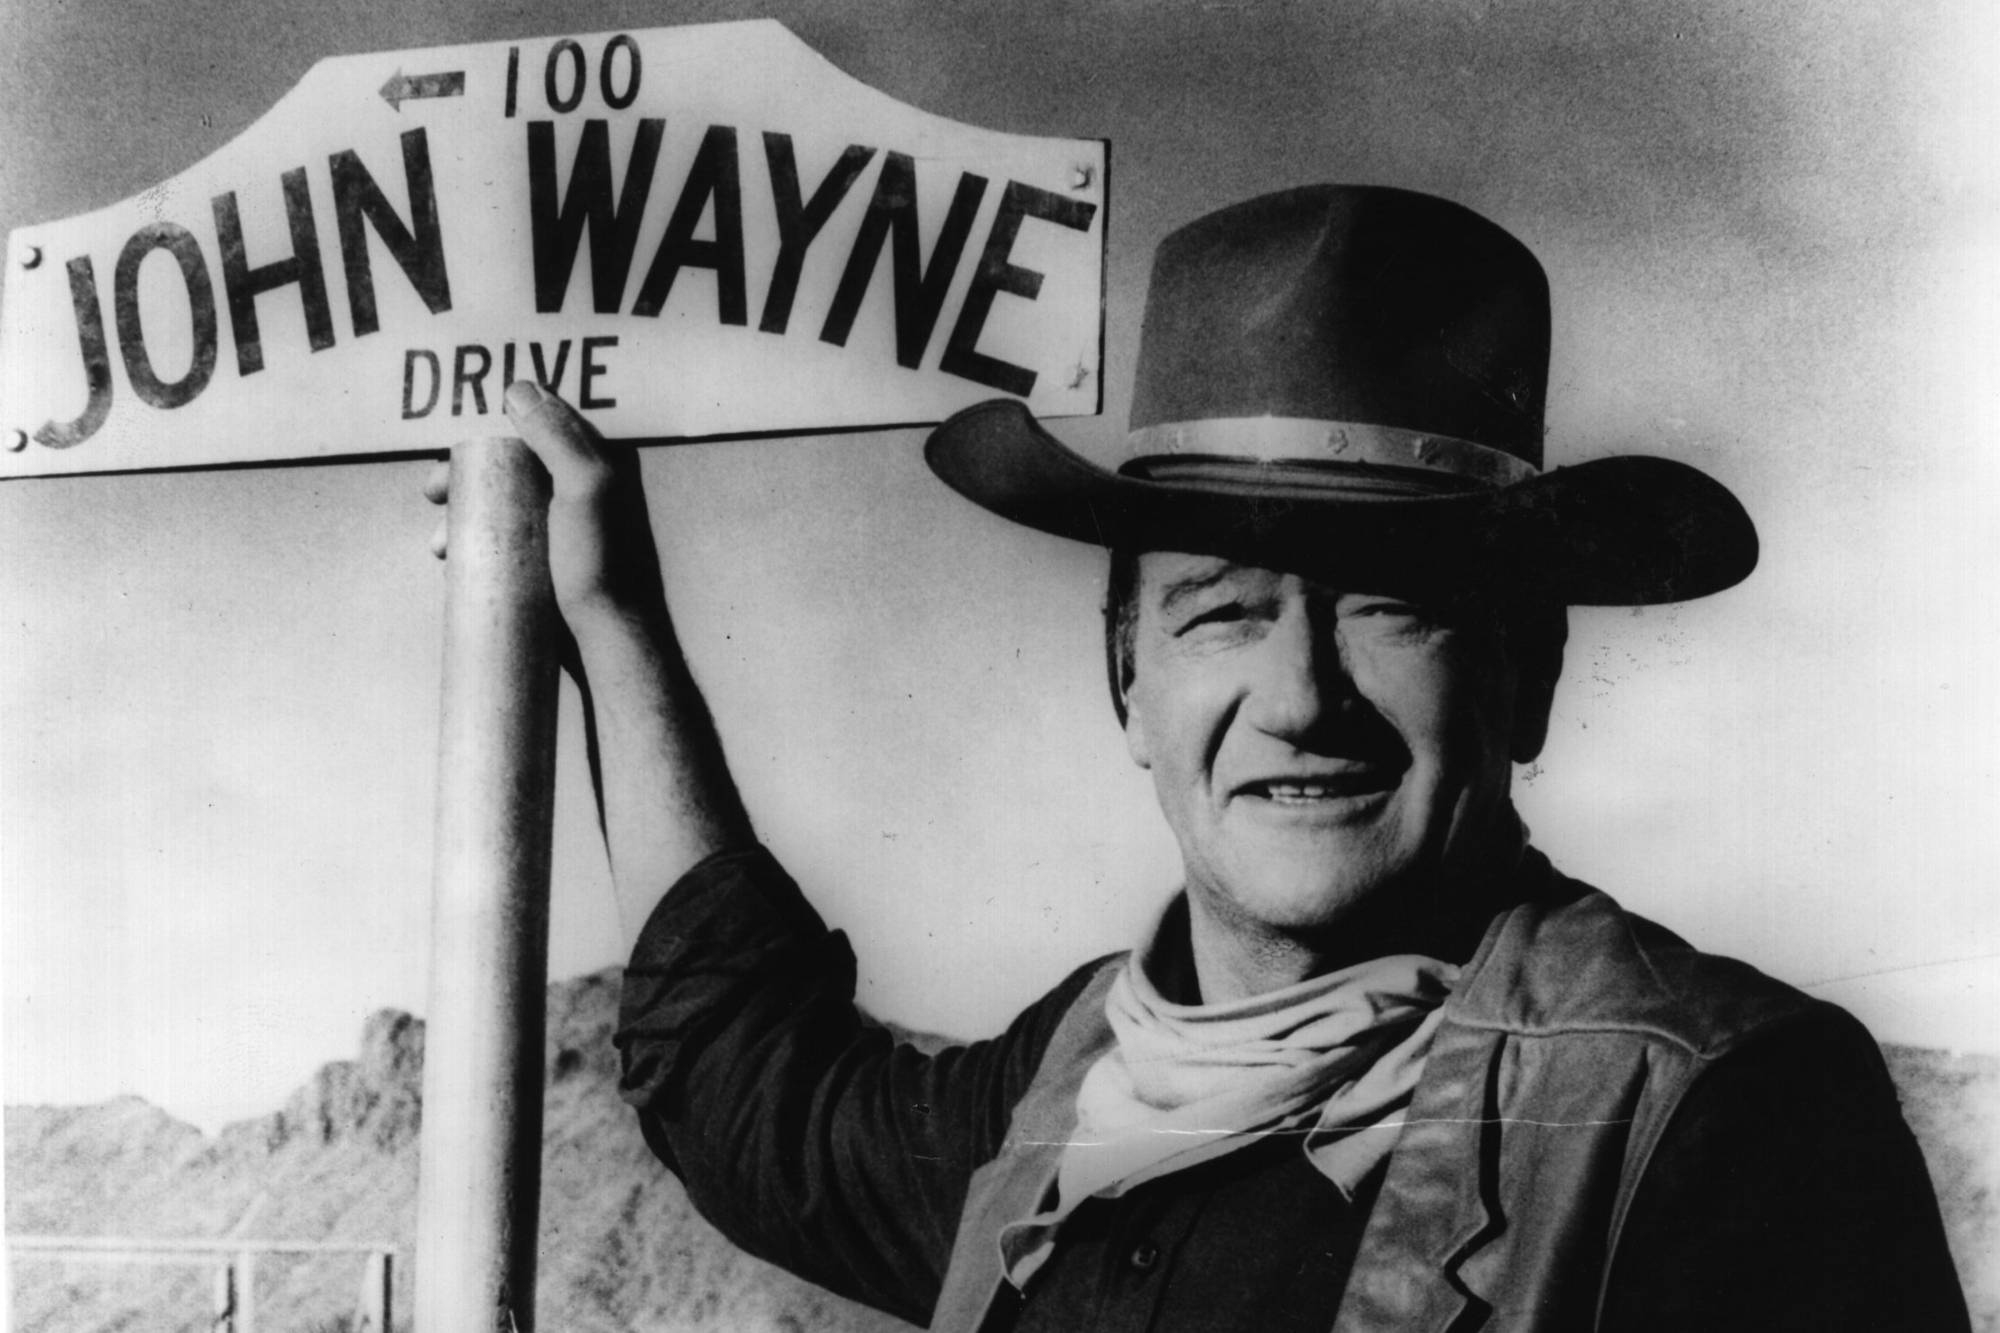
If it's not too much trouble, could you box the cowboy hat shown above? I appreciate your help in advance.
[924,185,1756,606]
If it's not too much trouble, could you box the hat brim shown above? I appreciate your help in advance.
[924,399,1757,606]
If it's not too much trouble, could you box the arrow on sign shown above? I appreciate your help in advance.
[379,69,465,111]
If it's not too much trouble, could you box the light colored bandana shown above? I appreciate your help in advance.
[999,902,1460,1289]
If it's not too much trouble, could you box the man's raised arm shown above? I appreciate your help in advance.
[427,379,753,941]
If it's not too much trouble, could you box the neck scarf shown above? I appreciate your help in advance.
[998,900,1460,1289]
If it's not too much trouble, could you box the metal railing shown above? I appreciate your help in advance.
[7,1235,395,1332]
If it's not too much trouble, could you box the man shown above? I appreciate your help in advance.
[433,185,1968,1329]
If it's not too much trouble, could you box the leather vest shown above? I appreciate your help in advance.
[929,883,1820,1333]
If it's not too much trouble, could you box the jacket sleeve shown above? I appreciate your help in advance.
[1601,1005,1972,1332]
[613,844,1106,1326]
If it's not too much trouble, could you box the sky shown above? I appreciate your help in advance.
[3,0,1998,1133]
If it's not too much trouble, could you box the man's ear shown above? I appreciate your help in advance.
[1508,609,1567,764]
[1123,686,1155,770]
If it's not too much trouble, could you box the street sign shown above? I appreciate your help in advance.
[0,20,1106,478]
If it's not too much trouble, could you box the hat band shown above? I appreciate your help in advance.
[1127,418,1540,489]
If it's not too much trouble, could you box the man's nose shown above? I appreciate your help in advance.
[1243,603,1356,739]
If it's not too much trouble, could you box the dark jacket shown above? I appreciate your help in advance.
[933,878,1970,1331]
[618,847,1970,1331]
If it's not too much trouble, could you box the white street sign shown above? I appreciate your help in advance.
[0,20,1106,478]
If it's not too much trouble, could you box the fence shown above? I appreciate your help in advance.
[7,1235,395,1332]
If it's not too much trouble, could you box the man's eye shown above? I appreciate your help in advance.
[1174,603,1248,636]
[1340,596,1429,620]
[1340,598,1442,635]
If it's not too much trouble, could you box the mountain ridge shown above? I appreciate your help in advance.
[7,968,911,1333]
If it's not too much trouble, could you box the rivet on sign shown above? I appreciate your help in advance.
[1070,164,1094,190]
[21,246,42,270]
[6,429,28,452]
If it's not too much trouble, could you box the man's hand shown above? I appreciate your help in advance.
[425,381,667,645]
[423,382,753,939]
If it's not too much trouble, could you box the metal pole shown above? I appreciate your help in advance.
[356,1249,394,1333]
[213,1261,236,1333]
[414,437,559,1333]
[236,1251,257,1333]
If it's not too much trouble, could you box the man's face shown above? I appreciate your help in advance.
[1121,551,1542,937]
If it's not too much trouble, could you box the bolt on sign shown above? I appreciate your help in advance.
[0,20,1106,478]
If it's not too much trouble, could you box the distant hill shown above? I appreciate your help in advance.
[8,971,1996,1331]
[1883,1043,2000,1328]
[6,971,911,1333]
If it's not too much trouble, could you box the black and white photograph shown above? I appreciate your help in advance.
[2,2,1995,1330]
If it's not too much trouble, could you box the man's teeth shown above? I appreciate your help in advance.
[1265,782,1344,801]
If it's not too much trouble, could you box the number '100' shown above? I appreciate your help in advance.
[505,35,642,117]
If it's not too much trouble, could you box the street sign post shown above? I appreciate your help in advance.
[1,21,1106,1332]
[420,438,560,1333]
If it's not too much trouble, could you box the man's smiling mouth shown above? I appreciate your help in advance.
[1238,769,1400,804]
